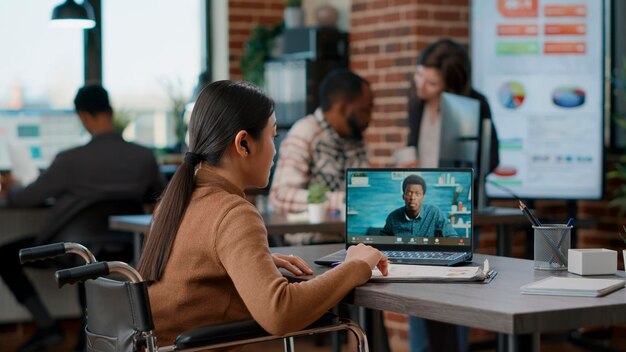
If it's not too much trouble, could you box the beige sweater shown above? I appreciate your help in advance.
[149,166,372,347]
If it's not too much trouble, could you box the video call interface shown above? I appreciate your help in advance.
[346,170,472,247]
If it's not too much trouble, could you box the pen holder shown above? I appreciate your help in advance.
[533,224,571,270]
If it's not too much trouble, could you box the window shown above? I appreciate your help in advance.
[102,0,202,150]
[0,0,87,169]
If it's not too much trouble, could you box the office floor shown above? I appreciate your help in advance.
[3,319,626,352]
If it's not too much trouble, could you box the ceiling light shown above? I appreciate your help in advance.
[51,0,96,29]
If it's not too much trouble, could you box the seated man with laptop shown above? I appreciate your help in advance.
[316,168,473,267]
[380,174,455,237]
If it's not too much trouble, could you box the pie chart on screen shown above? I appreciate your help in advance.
[498,81,526,109]
[552,86,585,108]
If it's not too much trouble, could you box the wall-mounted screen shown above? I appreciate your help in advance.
[471,0,605,199]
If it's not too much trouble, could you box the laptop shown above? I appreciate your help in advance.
[315,168,474,266]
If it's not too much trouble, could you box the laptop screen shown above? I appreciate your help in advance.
[346,168,473,250]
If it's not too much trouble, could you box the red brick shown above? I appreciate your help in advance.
[268,2,284,10]
[385,43,403,53]
[385,73,410,83]
[373,148,393,157]
[383,12,401,22]
[371,0,389,10]
[353,45,380,55]
[382,102,407,112]
[353,15,382,27]
[395,57,414,66]
[393,0,414,5]
[407,9,430,20]
[386,133,402,142]
[433,10,461,21]
[364,133,383,143]
[229,1,267,10]
[447,26,469,37]
[350,60,370,71]
[350,31,378,42]
[374,58,395,69]
[352,2,368,12]
[416,25,447,36]
[376,88,407,98]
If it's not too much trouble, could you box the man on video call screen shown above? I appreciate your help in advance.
[346,170,472,241]
[379,174,455,237]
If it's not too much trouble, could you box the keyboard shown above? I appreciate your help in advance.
[381,251,467,265]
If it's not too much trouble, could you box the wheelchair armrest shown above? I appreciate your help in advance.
[173,312,339,350]
[174,319,269,349]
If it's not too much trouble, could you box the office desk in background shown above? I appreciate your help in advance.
[109,212,346,237]
[274,244,626,352]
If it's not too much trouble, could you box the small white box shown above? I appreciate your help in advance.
[568,249,617,276]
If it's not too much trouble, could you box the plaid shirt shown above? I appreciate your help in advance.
[270,109,368,213]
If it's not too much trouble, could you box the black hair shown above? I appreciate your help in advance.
[319,69,368,112]
[73,84,113,115]
[138,80,275,282]
[402,175,427,194]
[417,38,470,95]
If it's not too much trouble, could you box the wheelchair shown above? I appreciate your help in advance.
[19,242,369,352]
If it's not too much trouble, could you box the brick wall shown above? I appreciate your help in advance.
[228,0,285,80]
[350,0,470,167]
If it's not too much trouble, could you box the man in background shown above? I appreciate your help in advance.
[0,84,164,351]
[269,69,373,244]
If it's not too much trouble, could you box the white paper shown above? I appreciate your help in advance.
[370,264,484,282]
[8,143,40,186]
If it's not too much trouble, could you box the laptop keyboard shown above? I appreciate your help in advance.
[382,251,464,260]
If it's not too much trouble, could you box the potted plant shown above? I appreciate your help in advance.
[284,0,303,28]
[350,172,369,186]
[307,183,328,223]
[240,23,284,87]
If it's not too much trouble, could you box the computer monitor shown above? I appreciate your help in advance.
[0,109,89,170]
[439,92,481,168]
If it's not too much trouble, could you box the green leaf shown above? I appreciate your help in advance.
[307,184,329,204]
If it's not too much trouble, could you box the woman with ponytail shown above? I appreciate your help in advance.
[137,80,388,345]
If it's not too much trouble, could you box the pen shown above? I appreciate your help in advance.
[518,200,541,227]
[548,218,575,264]
[330,262,342,268]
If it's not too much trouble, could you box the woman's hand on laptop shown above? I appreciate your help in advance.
[346,243,389,276]
[272,253,314,276]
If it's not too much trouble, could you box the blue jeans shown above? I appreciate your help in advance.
[409,316,469,352]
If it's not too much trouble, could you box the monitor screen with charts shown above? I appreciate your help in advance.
[346,168,473,250]
[0,110,89,170]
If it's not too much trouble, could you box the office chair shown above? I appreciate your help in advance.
[48,199,144,262]
[19,242,369,352]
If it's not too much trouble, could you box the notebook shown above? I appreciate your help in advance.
[520,277,625,297]
[315,168,474,266]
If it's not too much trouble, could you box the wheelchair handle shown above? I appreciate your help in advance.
[55,261,143,287]
[19,242,96,265]
[56,262,109,288]
[19,243,66,264]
